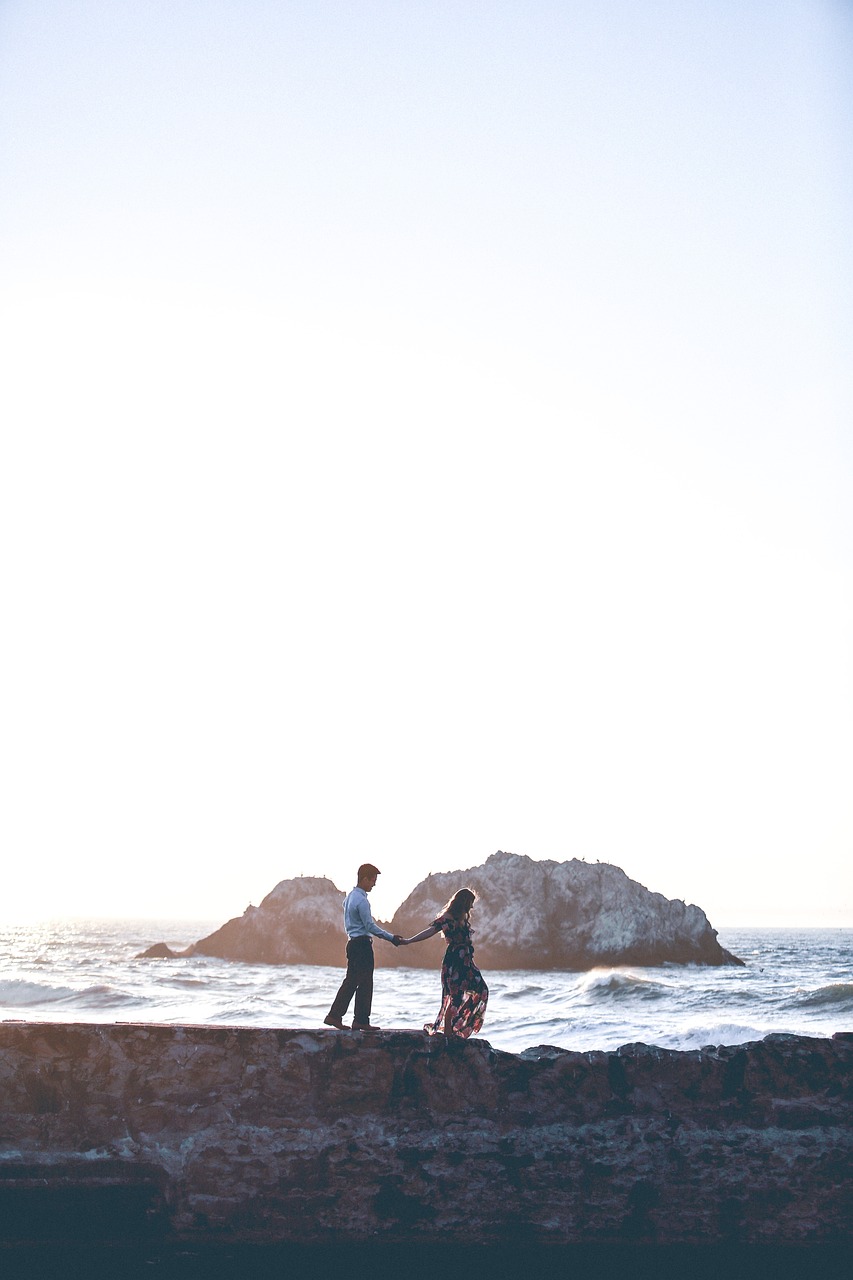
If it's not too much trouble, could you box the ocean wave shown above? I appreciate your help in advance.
[498,985,546,1001]
[0,978,77,1006]
[791,983,853,1011]
[153,976,211,990]
[208,1005,277,1024]
[56,984,144,1009]
[655,1022,768,1051]
[498,1017,771,1055]
[0,979,141,1011]
[571,970,672,1003]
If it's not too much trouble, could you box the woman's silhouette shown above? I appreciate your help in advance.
[400,887,488,1038]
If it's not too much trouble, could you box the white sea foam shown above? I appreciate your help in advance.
[651,1021,771,1051]
[0,978,76,1005]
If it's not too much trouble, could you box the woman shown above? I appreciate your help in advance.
[400,888,488,1039]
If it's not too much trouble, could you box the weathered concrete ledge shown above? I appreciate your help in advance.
[0,1024,850,1247]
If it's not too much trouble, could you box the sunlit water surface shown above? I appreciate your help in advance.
[0,921,850,1054]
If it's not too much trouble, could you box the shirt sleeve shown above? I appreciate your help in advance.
[358,894,395,942]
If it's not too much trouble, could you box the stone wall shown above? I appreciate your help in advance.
[0,1023,850,1247]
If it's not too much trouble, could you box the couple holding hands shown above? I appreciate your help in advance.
[323,863,488,1038]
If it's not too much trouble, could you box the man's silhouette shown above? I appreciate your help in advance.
[324,863,401,1031]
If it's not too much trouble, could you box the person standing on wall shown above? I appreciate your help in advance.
[398,887,488,1039]
[324,863,401,1031]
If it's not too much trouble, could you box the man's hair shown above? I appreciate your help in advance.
[358,863,381,881]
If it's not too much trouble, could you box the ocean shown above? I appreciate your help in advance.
[0,921,851,1054]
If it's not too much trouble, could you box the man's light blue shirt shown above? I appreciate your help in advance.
[343,886,394,942]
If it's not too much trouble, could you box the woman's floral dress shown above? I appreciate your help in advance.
[424,914,488,1039]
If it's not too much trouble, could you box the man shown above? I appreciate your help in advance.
[324,863,401,1031]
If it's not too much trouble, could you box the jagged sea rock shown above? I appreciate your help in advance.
[190,876,369,967]
[137,875,392,966]
[139,852,742,969]
[139,878,356,963]
[389,850,743,969]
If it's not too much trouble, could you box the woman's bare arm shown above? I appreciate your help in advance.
[401,920,443,945]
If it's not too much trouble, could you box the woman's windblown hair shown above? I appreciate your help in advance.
[441,887,477,920]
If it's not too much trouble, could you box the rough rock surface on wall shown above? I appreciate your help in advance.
[0,1023,849,1247]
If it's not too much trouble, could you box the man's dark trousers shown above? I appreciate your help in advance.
[329,936,374,1025]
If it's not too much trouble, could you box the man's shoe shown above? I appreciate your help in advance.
[352,1022,380,1031]
[323,1014,345,1029]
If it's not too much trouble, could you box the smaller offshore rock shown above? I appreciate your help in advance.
[189,876,364,966]
[137,941,187,959]
[137,876,378,966]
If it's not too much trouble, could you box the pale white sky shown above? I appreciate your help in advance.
[1,1,851,928]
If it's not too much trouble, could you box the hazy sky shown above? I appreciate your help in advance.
[1,1,851,928]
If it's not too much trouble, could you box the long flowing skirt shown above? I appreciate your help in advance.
[425,944,488,1039]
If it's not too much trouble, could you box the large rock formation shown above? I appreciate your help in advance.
[141,852,741,969]
[0,1022,849,1248]
[389,850,743,969]
[192,876,354,967]
[138,876,379,965]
